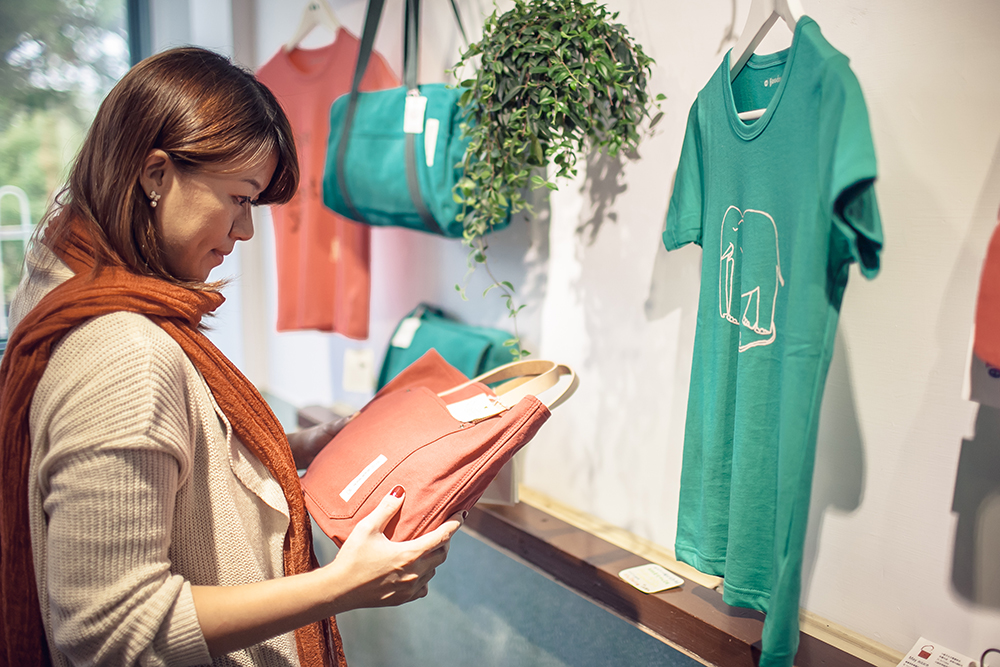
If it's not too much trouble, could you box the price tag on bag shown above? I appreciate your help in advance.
[424,118,439,167]
[446,393,508,422]
[403,94,427,134]
[391,317,422,349]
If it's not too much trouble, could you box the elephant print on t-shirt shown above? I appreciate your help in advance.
[718,206,785,352]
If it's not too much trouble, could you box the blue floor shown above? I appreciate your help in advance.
[323,528,703,667]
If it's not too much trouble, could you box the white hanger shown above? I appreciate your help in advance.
[729,0,803,121]
[284,0,341,52]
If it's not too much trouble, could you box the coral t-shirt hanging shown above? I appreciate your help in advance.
[663,17,883,667]
[257,29,398,338]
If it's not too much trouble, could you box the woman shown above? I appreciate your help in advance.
[0,47,461,666]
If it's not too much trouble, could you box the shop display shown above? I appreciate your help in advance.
[257,26,397,337]
[322,0,480,238]
[378,304,514,390]
[663,15,882,667]
[301,350,577,545]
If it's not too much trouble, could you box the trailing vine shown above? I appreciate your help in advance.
[452,0,662,358]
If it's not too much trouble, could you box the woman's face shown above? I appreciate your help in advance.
[141,149,278,282]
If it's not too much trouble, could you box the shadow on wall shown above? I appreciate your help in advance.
[952,405,1000,608]
[577,150,627,246]
[802,331,866,593]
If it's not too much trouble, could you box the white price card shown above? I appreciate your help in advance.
[896,637,976,667]
[618,563,684,594]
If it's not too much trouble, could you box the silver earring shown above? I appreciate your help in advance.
[148,190,161,208]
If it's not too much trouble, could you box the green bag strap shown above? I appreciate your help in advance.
[334,0,384,223]
[402,0,443,235]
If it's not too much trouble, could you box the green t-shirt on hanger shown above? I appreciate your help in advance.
[663,16,882,667]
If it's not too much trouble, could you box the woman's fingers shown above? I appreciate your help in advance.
[352,485,406,537]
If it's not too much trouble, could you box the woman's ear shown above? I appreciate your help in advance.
[138,149,173,199]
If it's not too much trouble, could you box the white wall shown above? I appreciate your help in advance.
[170,0,1000,659]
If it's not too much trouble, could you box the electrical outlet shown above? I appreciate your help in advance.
[343,348,375,394]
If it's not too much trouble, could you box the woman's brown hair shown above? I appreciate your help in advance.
[45,46,298,287]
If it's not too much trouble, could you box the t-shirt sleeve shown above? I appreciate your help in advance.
[663,98,705,250]
[359,47,400,91]
[825,57,883,278]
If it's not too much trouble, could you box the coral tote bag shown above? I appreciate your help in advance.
[301,350,577,545]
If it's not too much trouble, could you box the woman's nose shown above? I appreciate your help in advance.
[232,205,254,241]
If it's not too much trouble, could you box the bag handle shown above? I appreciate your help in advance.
[334,0,385,223]
[439,359,579,410]
[401,0,441,234]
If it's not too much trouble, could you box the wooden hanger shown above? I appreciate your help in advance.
[729,0,803,120]
[284,0,341,52]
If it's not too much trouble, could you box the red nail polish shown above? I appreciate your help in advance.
[390,485,404,498]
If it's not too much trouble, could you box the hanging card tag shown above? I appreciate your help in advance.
[390,317,422,349]
[403,95,427,134]
[424,118,439,167]
[446,393,507,422]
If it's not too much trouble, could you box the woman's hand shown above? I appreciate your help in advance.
[286,413,358,469]
[191,485,463,656]
[321,486,464,614]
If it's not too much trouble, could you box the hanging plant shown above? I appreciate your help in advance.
[452,0,663,358]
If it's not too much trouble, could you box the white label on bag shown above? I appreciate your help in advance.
[390,317,422,349]
[424,118,439,167]
[618,564,684,594]
[403,95,427,134]
[446,393,507,422]
[340,454,388,502]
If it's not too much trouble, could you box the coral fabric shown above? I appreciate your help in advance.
[975,214,1000,368]
[257,30,398,338]
[0,222,344,666]
[302,350,551,546]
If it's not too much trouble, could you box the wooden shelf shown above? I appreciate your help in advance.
[297,404,890,667]
[465,500,874,667]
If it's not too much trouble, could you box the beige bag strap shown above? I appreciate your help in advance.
[438,359,578,410]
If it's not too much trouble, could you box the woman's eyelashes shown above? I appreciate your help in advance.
[235,195,259,207]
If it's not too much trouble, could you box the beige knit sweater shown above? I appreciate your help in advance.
[9,244,301,667]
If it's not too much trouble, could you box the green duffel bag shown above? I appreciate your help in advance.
[377,304,514,390]
[323,0,507,238]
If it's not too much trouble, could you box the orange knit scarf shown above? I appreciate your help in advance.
[0,222,345,666]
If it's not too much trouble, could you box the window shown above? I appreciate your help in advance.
[0,0,132,337]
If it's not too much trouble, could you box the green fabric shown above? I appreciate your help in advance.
[377,305,513,390]
[323,84,496,238]
[662,17,882,667]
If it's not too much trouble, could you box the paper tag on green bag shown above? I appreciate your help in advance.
[403,95,427,134]
[424,118,439,167]
[391,317,422,348]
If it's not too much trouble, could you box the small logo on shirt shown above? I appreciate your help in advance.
[763,76,781,88]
